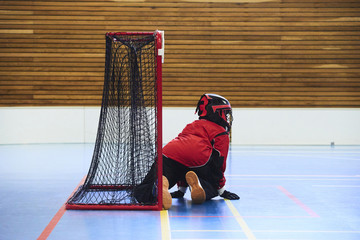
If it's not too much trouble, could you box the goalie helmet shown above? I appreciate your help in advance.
[195,93,233,131]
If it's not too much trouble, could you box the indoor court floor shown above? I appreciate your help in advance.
[0,144,359,240]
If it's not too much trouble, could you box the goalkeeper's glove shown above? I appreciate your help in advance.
[170,190,185,198]
[220,190,240,200]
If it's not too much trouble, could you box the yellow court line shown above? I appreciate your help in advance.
[225,199,257,240]
[161,210,171,240]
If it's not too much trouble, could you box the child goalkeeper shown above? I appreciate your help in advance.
[135,93,240,209]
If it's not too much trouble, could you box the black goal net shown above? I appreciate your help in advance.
[66,32,163,210]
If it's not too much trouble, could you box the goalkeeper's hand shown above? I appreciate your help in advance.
[171,190,185,198]
[220,190,240,200]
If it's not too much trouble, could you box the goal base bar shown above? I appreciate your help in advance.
[65,204,162,211]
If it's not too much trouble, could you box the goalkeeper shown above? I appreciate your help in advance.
[135,93,239,209]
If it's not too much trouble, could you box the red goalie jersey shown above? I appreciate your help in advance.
[163,119,230,189]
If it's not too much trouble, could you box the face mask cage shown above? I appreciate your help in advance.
[218,108,233,128]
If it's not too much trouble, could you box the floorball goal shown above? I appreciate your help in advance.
[66,31,164,210]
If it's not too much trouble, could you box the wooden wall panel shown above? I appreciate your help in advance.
[0,0,359,107]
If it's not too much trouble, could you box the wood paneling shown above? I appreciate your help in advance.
[0,0,359,107]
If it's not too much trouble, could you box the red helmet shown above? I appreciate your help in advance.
[195,93,233,131]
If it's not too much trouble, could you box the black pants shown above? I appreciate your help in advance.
[134,154,222,204]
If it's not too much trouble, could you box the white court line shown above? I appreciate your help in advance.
[172,239,319,240]
[172,239,313,240]
[230,151,360,161]
[225,174,360,181]
[225,174,360,180]
[226,178,360,181]
[172,229,360,233]
[172,230,243,232]
[271,154,360,161]
[225,184,360,188]
[172,239,248,240]
[255,230,360,233]
[312,185,360,187]
[230,150,360,154]
[226,174,360,178]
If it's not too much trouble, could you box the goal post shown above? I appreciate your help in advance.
[66,31,164,210]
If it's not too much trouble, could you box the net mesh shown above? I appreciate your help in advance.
[66,33,160,208]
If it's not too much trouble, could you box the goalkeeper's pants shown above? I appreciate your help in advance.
[134,155,219,204]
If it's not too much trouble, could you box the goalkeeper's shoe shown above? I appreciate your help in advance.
[185,171,206,204]
[162,176,172,210]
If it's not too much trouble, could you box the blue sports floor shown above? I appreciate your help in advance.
[0,144,359,240]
